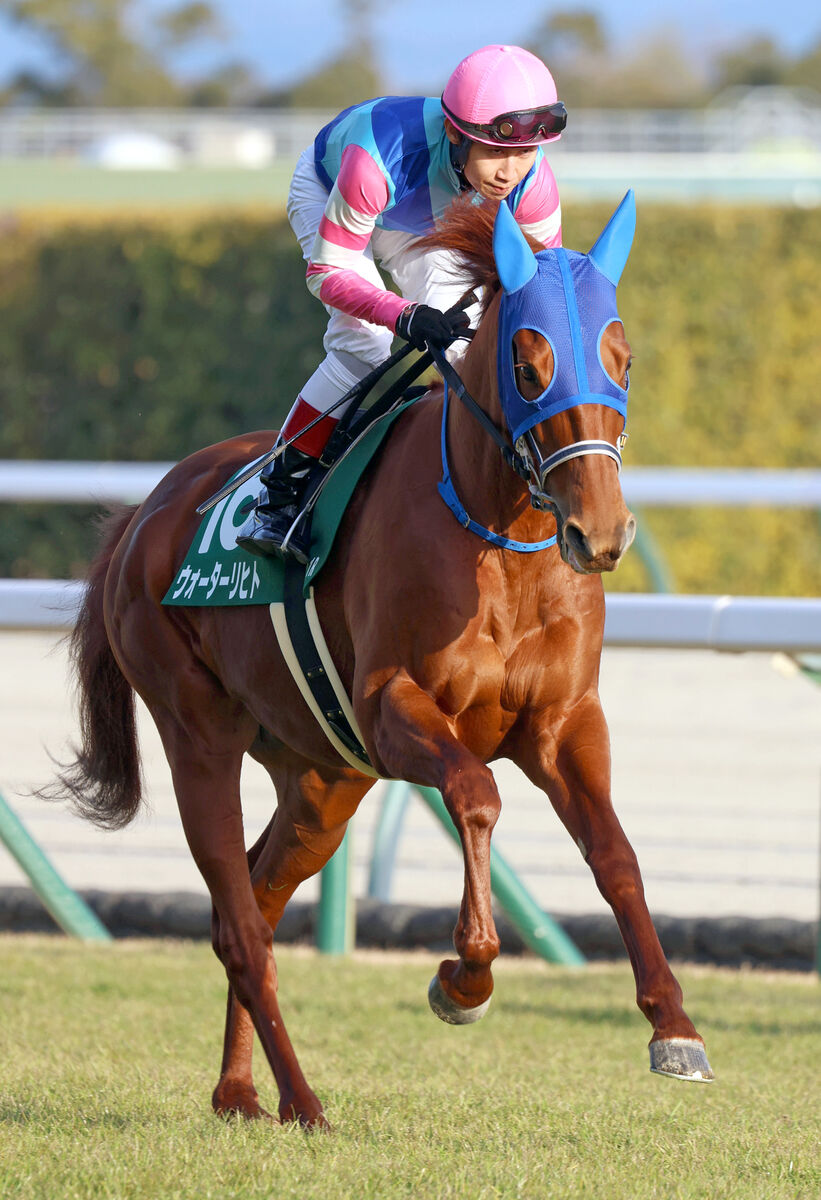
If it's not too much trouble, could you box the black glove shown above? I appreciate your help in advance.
[395,303,470,351]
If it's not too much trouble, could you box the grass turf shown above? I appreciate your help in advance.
[0,936,818,1199]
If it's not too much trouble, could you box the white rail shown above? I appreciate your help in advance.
[0,460,176,503]
[2,93,820,158]
[2,461,821,507]
[2,461,819,649]
[603,594,821,652]
[1,578,819,652]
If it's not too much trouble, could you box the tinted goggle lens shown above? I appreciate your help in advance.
[444,99,567,144]
[492,103,567,142]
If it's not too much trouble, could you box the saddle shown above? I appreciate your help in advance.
[164,296,476,775]
[163,373,434,777]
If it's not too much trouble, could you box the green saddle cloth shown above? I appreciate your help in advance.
[163,399,415,608]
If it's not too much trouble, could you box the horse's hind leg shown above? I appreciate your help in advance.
[517,698,714,1082]
[212,757,373,1120]
[149,694,337,1127]
[210,814,274,1121]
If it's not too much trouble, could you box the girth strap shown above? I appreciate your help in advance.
[281,561,376,773]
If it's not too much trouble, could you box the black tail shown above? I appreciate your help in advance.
[39,506,144,829]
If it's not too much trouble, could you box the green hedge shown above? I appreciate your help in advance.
[0,212,324,459]
[1,205,820,594]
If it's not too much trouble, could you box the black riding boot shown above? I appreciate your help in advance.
[235,443,315,563]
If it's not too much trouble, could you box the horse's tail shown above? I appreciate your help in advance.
[41,506,144,830]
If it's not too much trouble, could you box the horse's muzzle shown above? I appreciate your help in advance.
[558,511,636,574]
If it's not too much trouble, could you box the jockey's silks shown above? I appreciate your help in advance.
[313,97,549,234]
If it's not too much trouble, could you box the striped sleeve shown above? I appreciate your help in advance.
[512,155,562,248]
[307,142,408,330]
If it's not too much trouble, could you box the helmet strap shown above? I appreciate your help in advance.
[449,136,472,185]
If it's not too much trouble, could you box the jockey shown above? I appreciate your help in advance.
[237,43,567,562]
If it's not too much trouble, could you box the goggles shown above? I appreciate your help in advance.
[442,99,567,145]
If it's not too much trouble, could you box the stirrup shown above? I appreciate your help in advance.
[236,500,312,564]
[235,438,317,562]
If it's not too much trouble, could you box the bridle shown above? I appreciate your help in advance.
[430,336,627,550]
[514,338,628,515]
[518,430,627,520]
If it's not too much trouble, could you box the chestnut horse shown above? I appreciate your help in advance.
[53,194,713,1129]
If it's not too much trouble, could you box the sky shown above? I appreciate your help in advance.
[1,0,820,94]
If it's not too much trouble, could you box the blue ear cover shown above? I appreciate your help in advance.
[493,201,538,294]
[588,189,636,286]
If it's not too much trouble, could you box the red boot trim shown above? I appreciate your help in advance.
[281,397,338,458]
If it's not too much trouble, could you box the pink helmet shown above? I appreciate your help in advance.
[442,45,565,147]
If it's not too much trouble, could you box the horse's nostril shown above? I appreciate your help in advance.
[563,518,633,570]
[564,522,591,562]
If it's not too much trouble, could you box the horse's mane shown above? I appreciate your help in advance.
[416,196,543,316]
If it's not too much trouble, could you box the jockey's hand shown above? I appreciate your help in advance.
[395,303,471,351]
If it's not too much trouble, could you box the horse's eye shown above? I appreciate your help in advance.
[515,363,538,385]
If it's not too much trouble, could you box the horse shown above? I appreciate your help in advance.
[50,192,713,1129]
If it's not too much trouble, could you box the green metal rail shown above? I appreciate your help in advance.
[631,511,674,593]
[316,825,354,955]
[367,781,412,902]
[0,788,111,941]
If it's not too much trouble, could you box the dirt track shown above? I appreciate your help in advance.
[1,631,819,921]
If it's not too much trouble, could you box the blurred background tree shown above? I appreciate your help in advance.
[529,9,708,107]
[253,0,384,108]
[1,1,819,109]
[713,36,788,89]
[265,48,383,110]
[0,0,254,106]
[527,7,820,107]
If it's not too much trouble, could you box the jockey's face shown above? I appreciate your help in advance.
[445,119,538,201]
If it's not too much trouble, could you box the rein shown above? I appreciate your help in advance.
[430,344,529,481]
[432,345,557,553]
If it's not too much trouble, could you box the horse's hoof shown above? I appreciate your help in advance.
[428,974,492,1025]
[214,1099,275,1121]
[649,1037,715,1082]
[305,1111,332,1133]
[212,1081,274,1120]
[279,1103,331,1132]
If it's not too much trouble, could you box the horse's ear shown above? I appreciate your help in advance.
[493,201,538,293]
[588,189,636,286]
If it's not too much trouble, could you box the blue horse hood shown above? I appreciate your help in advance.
[497,247,629,447]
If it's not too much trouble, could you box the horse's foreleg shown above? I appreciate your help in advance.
[517,699,714,1081]
[373,674,501,1022]
[213,989,266,1119]
[213,764,373,1117]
